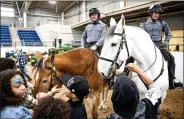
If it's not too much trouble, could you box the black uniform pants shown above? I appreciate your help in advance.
[156,43,176,89]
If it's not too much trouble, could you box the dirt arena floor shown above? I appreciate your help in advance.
[84,89,183,119]
[28,64,183,119]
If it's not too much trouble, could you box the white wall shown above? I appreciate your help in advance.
[35,24,83,46]
[64,1,121,25]
[27,8,61,27]
[171,52,183,83]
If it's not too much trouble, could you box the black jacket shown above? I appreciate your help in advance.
[107,98,161,119]
[68,99,88,119]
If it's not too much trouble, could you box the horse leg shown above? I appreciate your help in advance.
[99,80,109,112]
[92,92,100,119]
[101,85,109,113]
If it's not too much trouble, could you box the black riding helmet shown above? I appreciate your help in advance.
[148,4,163,14]
[89,8,100,18]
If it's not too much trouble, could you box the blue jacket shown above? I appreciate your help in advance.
[1,106,32,119]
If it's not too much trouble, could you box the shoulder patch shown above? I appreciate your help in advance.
[140,22,144,28]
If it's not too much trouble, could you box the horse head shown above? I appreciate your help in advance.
[32,56,63,97]
[98,14,133,79]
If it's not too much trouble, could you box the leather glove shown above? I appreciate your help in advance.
[90,45,97,51]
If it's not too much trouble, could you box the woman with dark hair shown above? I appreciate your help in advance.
[33,96,71,119]
[0,69,32,118]
[0,58,61,109]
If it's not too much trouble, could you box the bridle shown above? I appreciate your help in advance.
[43,50,61,91]
[99,28,130,78]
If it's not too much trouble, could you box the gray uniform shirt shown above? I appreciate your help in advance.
[141,17,172,42]
[81,20,106,47]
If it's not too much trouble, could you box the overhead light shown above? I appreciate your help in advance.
[49,0,56,4]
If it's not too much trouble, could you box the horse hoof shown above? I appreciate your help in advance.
[102,107,108,113]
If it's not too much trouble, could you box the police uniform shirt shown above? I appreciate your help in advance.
[81,20,106,47]
[141,17,172,42]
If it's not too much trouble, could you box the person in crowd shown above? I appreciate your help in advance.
[32,96,71,119]
[61,74,90,119]
[140,3,183,89]
[107,63,162,119]
[0,69,32,118]
[81,8,107,54]
[16,49,32,81]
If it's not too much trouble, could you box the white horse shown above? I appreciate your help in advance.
[98,14,169,117]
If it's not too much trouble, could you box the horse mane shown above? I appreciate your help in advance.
[32,57,45,77]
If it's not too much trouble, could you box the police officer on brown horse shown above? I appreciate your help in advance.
[81,8,106,54]
[140,3,183,89]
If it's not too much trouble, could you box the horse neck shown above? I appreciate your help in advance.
[127,26,162,78]
[53,49,94,75]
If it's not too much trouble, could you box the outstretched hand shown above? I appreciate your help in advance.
[125,63,141,73]
[51,85,61,96]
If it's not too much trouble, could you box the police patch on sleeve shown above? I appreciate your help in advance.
[140,22,144,28]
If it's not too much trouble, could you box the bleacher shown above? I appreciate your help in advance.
[18,30,43,46]
[0,25,12,46]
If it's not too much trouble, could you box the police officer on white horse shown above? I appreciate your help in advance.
[141,3,183,89]
[81,8,106,54]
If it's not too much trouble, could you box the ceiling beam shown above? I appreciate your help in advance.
[57,1,66,10]
[24,1,31,11]
[63,2,77,12]
[16,2,21,18]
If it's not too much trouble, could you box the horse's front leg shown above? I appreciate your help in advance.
[99,80,109,112]
[92,92,100,119]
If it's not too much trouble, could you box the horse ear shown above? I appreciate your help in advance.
[110,17,116,26]
[117,14,125,28]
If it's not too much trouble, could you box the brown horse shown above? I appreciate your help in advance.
[32,48,109,119]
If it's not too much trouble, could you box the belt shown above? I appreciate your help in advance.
[86,42,97,45]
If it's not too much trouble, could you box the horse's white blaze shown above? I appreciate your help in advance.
[98,14,169,111]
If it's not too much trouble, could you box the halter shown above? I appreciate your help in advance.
[43,50,60,91]
[99,28,130,78]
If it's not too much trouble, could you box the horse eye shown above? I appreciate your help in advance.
[111,43,117,47]
[42,80,48,83]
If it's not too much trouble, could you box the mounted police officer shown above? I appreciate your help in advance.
[81,8,106,54]
[140,3,183,89]
[140,4,171,46]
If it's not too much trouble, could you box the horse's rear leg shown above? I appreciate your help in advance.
[92,92,100,119]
